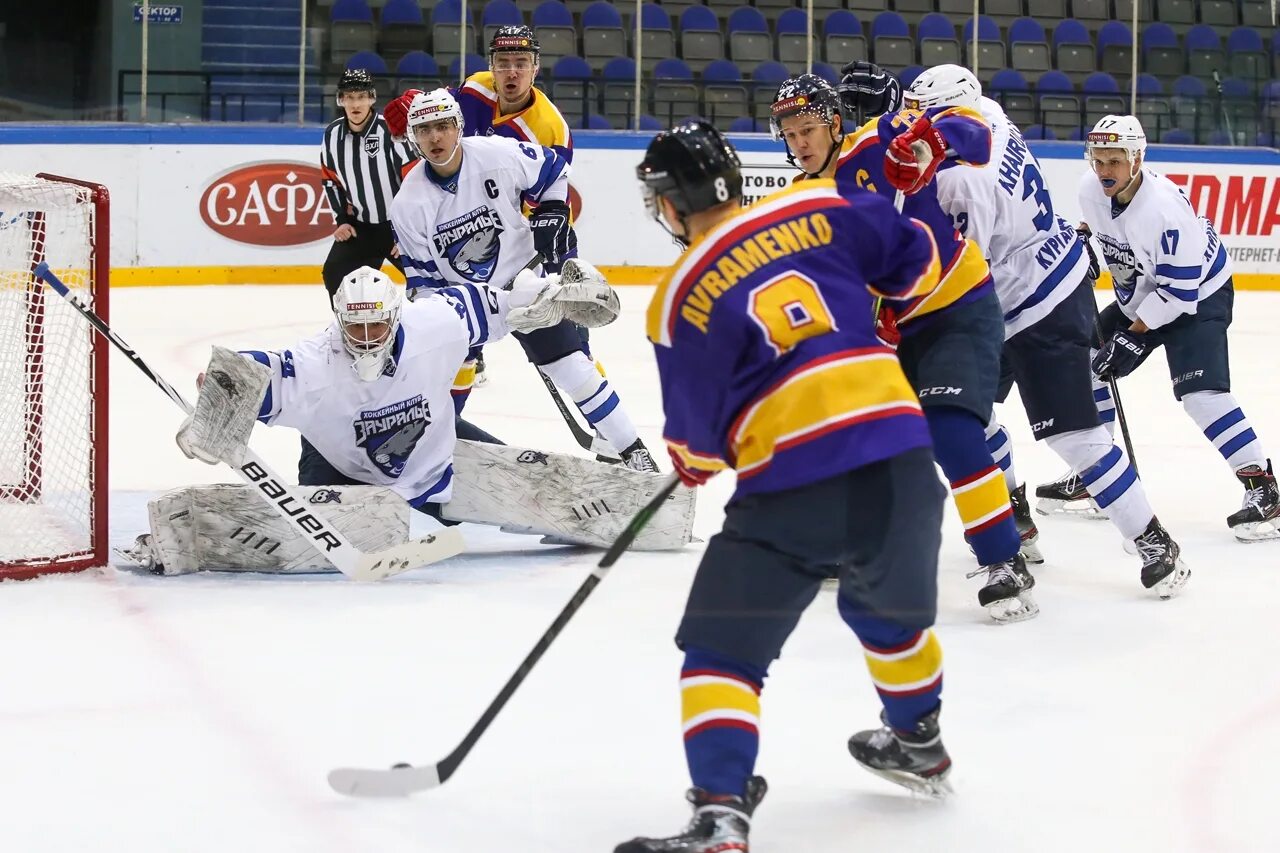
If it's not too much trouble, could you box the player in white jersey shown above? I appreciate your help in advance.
[392,88,659,473]
[1053,114,1277,541]
[900,66,1187,593]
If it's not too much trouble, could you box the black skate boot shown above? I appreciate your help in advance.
[1227,460,1280,542]
[1009,483,1044,564]
[965,553,1038,623]
[848,706,952,797]
[1034,470,1107,519]
[621,438,661,474]
[1134,517,1190,599]
[615,776,768,853]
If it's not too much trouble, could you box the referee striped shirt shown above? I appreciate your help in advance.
[320,112,416,226]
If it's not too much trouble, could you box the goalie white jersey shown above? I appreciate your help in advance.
[934,97,1092,338]
[391,135,570,294]
[243,286,517,506]
[1078,166,1231,330]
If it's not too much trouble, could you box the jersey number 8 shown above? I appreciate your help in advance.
[748,272,837,356]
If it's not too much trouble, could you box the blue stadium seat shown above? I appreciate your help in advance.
[1199,0,1237,27]
[1161,128,1194,143]
[1022,124,1057,138]
[330,0,375,70]
[639,3,677,73]
[1205,129,1232,145]
[582,2,626,72]
[1096,21,1132,78]
[532,1,577,64]
[729,116,764,133]
[1172,75,1206,97]
[990,69,1034,127]
[378,0,426,69]
[749,59,789,121]
[431,0,479,68]
[1134,73,1173,138]
[1142,22,1182,79]
[583,113,613,129]
[482,0,522,44]
[811,62,839,85]
[1036,69,1081,138]
[634,114,663,131]
[823,11,866,67]
[332,0,372,22]
[1171,76,1207,137]
[727,7,771,67]
[653,58,699,125]
[601,56,642,128]
[961,15,1005,78]
[550,56,595,126]
[1082,71,1125,127]
[918,14,960,67]
[990,68,1030,91]
[703,59,748,131]
[871,12,913,72]
[1184,25,1224,80]
[899,64,924,89]
[1053,20,1095,81]
[680,6,726,73]
[346,50,388,75]
[777,10,818,69]
[447,53,487,79]
[1227,27,1268,84]
[1009,18,1050,75]
[395,51,440,91]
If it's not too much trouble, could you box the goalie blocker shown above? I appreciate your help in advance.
[124,441,694,574]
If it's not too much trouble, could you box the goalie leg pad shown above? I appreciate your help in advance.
[442,440,695,551]
[132,484,409,575]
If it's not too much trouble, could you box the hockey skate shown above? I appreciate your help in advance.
[1227,461,1280,542]
[965,553,1038,623]
[848,706,952,798]
[615,776,767,853]
[1010,483,1044,564]
[1034,470,1108,519]
[622,438,661,474]
[1134,518,1190,599]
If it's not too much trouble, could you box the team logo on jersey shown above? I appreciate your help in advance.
[353,395,432,478]
[364,135,381,157]
[1096,234,1141,304]
[433,206,504,282]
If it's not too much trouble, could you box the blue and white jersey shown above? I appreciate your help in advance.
[934,97,1091,339]
[242,287,516,506]
[1078,165,1230,330]
[390,135,569,296]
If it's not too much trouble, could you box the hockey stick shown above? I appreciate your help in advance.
[327,472,684,797]
[35,262,465,582]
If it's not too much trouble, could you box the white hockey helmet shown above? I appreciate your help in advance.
[334,266,403,382]
[407,88,464,134]
[905,64,981,112]
[1085,114,1147,163]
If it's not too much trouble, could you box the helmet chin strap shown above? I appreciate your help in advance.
[786,120,844,178]
[423,138,462,169]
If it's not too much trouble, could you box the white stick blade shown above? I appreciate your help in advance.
[328,763,442,797]
[352,527,466,581]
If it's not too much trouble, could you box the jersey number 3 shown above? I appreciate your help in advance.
[748,272,837,356]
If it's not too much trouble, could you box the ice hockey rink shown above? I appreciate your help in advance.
[3,282,1279,853]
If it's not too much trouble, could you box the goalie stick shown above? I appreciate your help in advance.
[35,262,465,582]
[327,472,684,797]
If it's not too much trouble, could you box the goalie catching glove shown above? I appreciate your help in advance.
[176,345,271,467]
[506,258,620,333]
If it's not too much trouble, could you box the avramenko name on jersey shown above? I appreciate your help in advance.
[391,134,569,292]
[1079,164,1230,331]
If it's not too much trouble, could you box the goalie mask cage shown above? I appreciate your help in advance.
[0,173,109,580]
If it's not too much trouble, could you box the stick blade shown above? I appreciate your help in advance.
[328,763,443,797]
[351,527,467,582]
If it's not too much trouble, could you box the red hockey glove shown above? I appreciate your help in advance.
[875,302,901,349]
[669,448,717,489]
[884,114,948,195]
[383,88,423,138]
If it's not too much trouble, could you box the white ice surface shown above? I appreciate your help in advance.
[2,284,1279,853]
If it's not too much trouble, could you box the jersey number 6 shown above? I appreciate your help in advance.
[748,271,837,356]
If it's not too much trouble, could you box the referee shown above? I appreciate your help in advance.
[319,68,416,302]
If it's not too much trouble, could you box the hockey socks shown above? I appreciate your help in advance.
[927,406,1020,567]
[1182,391,1267,473]
[838,602,943,733]
[679,647,763,798]
[541,350,639,453]
[983,417,1020,494]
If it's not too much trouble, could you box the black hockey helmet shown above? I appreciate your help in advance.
[337,67,377,95]
[489,25,541,59]
[769,74,843,140]
[636,119,743,222]
[836,61,903,125]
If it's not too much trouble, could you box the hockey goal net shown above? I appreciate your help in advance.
[0,173,109,580]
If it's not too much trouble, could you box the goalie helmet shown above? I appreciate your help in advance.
[1085,114,1147,163]
[904,64,981,112]
[407,88,464,134]
[334,266,403,382]
[769,74,843,141]
[636,120,742,220]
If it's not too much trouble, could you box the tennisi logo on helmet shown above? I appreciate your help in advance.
[200,161,337,247]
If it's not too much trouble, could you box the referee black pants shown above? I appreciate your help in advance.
[322,220,396,303]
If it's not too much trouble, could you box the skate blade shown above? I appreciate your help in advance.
[859,764,953,799]
[1019,538,1045,565]
[1232,520,1280,543]
[1152,559,1191,600]
[984,590,1039,624]
[1034,498,1109,520]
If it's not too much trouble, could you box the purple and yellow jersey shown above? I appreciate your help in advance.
[454,71,574,164]
[647,179,943,498]
[830,105,993,330]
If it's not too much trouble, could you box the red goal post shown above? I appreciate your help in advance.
[0,173,109,580]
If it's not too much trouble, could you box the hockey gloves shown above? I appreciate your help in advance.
[529,200,577,268]
[384,88,423,138]
[506,262,620,334]
[669,449,717,489]
[1092,329,1148,380]
[884,114,948,195]
[837,61,902,124]
[874,302,901,349]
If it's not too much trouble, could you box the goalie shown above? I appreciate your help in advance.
[129,264,693,576]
